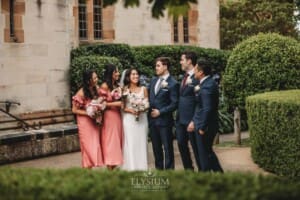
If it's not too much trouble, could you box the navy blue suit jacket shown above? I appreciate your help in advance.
[193,76,219,133]
[176,74,198,125]
[148,75,179,127]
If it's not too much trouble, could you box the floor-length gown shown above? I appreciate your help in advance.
[72,95,103,168]
[121,87,148,171]
[100,88,124,166]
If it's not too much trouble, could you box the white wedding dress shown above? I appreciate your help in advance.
[121,87,149,171]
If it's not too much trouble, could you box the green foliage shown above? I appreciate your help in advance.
[103,0,197,18]
[220,0,299,50]
[70,56,122,96]
[71,43,135,69]
[132,45,230,78]
[246,90,300,177]
[223,33,300,113]
[71,44,230,79]
[218,92,234,134]
[0,168,300,199]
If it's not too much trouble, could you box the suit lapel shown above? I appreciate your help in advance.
[181,74,195,95]
[200,76,211,87]
[150,77,158,99]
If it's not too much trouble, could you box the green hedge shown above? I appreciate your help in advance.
[246,90,300,177]
[71,43,135,69]
[70,55,122,96]
[223,33,300,112]
[0,168,300,200]
[132,45,230,77]
[70,44,230,78]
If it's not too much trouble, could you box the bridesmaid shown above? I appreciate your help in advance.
[100,64,123,170]
[72,69,104,168]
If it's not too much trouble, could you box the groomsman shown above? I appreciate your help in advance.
[176,51,201,171]
[187,59,223,172]
[148,57,179,170]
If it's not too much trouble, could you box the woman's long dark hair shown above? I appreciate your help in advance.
[103,64,118,91]
[82,69,98,100]
[124,68,140,87]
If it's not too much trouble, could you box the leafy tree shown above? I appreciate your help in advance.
[103,0,197,18]
[220,0,299,49]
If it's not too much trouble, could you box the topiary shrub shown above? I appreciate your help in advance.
[70,55,122,96]
[223,33,300,113]
[246,90,300,177]
[71,43,135,69]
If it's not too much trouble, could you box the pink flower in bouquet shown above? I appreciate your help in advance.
[130,95,149,121]
[86,97,106,126]
[111,87,122,101]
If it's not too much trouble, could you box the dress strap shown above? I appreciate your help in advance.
[140,86,145,98]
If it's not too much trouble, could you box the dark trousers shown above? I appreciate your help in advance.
[150,125,174,170]
[176,123,201,171]
[195,129,223,172]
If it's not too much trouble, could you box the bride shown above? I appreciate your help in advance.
[120,68,149,171]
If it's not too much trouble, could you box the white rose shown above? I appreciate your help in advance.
[186,76,192,85]
[194,85,201,92]
[161,80,168,88]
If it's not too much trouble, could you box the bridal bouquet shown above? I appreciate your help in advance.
[86,97,106,126]
[130,94,149,121]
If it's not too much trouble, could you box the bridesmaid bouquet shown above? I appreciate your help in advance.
[130,94,149,121]
[86,97,106,126]
[111,87,122,101]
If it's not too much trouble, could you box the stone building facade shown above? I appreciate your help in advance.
[0,0,219,119]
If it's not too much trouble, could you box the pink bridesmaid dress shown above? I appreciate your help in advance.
[99,88,124,166]
[72,95,104,168]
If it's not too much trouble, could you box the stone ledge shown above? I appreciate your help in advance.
[0,124,80,164]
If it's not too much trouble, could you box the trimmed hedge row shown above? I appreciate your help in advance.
[70,56,122,95]
[70,44,230,78]
[246,90,300,177]
[132,45,230,77]
[71,43,135,69]
[0,168,300,199]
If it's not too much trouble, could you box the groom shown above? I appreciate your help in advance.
[148,57,179,170]
[187,59,223,172]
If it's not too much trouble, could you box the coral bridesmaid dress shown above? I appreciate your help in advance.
[72,95,104,168]
[99,88,124,166]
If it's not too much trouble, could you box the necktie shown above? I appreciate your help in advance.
[155,77,163,95]
[181,73,189,90]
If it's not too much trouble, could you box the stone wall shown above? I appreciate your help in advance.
[0,0,76,116]
[198,0,220,48]
[113,1,172,46]
[113,0,220,48]
[0,124,79,164]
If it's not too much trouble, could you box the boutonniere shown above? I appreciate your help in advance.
[161,80,168,88]
[194,85,201,92]
[186,76,192,85]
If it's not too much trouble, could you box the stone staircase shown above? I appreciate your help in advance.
[0,109,80,164]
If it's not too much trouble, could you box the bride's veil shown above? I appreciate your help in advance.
[119,69,128,88]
